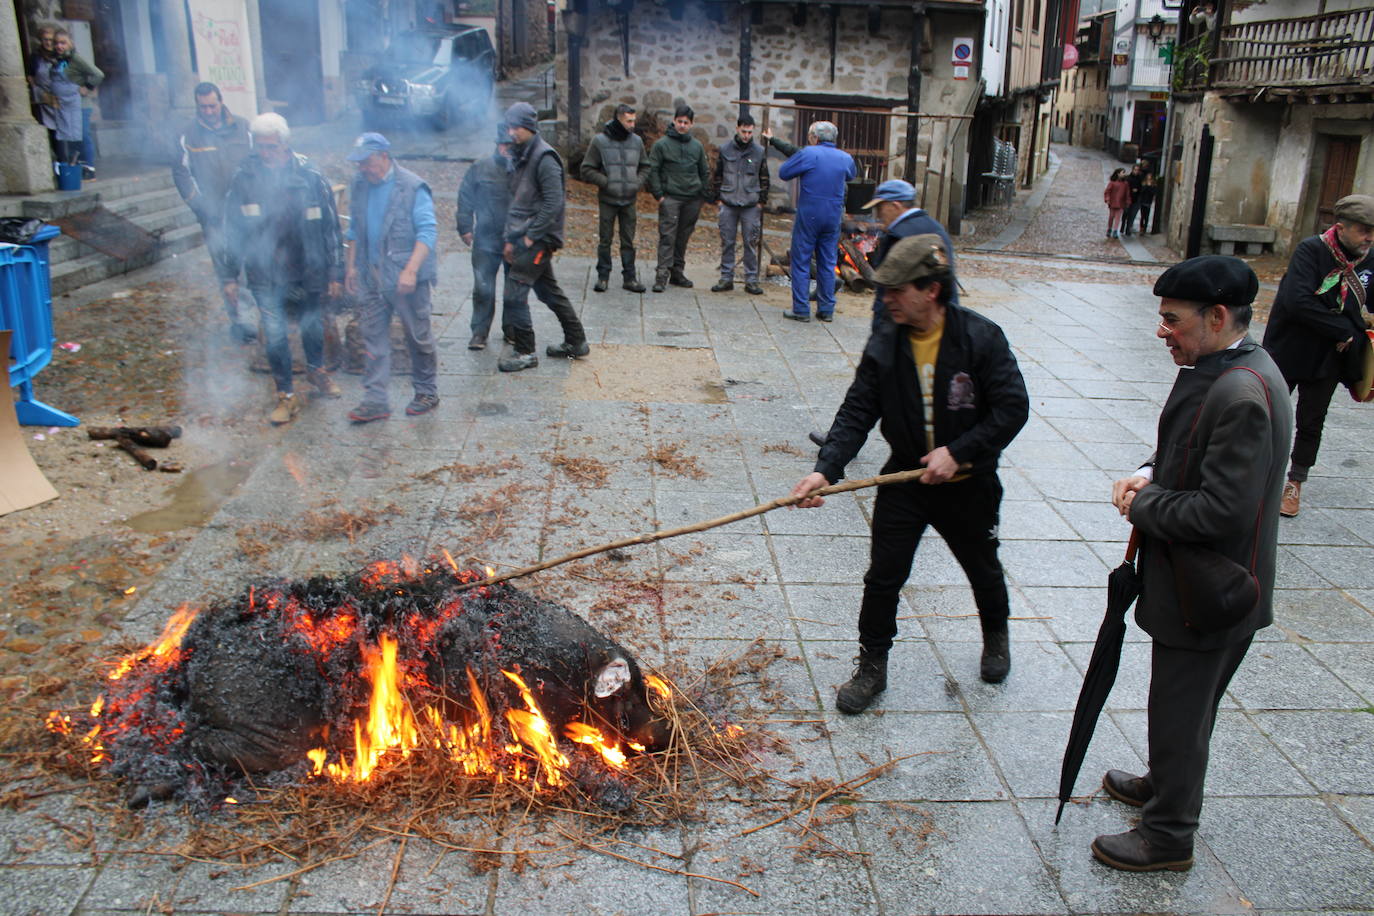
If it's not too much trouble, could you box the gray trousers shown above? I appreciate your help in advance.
[596,200,638,281]
[717,203,761,282]
[655,195,702,282]
[360,280,438,409]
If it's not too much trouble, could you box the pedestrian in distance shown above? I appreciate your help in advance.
[1104,168,1130,239]
[31,28,84,173]
[46,30,103,179]
[708,112,769,295]
[580,103,649,293]
[344,132,441,423]
[1135,171,1157,235]
[1121,163,1145,237]
[646,105,709,293]
[172,82,256,344]
[497,102,589,372]
[221,114,343,426]
[457,125,514,351]
[774,121,856,322]
[1261,194,1374,517]
[790,235,1029,710]
[1101,256,1291,873]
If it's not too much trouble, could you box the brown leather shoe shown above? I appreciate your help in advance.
[307,368,342,399]
[1280,480,1301,517]
[1103,769,1153,807]
[1091,829,1192,872]
[269,393,300,426]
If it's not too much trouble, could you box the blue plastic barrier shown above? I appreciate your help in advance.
[3,224,78,427]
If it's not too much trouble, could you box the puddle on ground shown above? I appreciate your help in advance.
[125,460,254,532]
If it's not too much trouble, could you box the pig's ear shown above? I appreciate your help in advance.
[594,657,632,697]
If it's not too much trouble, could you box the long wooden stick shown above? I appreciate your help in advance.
[455,466,944,592]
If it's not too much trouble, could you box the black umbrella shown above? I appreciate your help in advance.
[1055,530,1141,825]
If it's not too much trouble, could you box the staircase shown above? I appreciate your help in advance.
[2,169,205,296]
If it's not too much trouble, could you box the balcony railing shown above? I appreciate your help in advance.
[1177,7,1374,92]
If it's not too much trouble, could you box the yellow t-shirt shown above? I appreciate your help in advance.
[908,325,942,454]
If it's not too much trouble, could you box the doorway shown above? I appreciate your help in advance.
[1314,135,1361,234]
[259,0,325,124]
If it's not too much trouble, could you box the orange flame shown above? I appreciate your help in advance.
[316,634,420,781]
[109,604,199,681]
[565,722,627,769]
[644,674,672,699]
[503,670,570,787]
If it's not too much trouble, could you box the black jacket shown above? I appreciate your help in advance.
[457,152,511,254]
[1262,233,1373,384]
[1132,339,1292,650]
[580,119,648,206]
[815,303,1028,483]
[221,152,342,291]
[172,110,252,223]
[505,134,565,249]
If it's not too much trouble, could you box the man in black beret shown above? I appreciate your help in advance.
[789,234,1029,705]
[1261,193,1374,516]
[1100,255,1292,872]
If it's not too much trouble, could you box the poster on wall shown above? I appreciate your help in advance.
[187,0,257,119]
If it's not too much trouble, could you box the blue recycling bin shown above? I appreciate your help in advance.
[3,224,79,427]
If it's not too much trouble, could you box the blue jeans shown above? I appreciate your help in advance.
[790,207,839,316]
[470,247,504,338]
[255,285,323,394]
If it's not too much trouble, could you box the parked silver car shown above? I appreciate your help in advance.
[356,26,495,131]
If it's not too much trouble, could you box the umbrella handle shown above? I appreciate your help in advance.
[1125,529,1139,564]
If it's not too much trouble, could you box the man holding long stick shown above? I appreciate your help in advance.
[790,235,1029,709]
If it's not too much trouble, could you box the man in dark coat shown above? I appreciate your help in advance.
[344,132,440,423]
[776,121,856,322]
[708,113,769,295]
[1102,256,1293,873]
[1261,194,1374,517]
[580,103,648,293]
[790,235,1029,707]
[458,126,513,351]
[646,105,709,293]
[498,102,588,372]
[173,82,255,343]
[221,113,342,426]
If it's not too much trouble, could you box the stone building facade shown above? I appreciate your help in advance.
[555,0,985,232]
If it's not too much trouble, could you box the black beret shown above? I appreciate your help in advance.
[1152,256,1258,307]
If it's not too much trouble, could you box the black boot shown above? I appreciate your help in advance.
[835,650,888,714]
[980,627,1011,683]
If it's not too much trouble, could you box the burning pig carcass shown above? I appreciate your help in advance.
[48,559,670,808]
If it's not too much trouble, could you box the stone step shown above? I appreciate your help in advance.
[49,222,203,297]
[103,185,188,220]
[47,200,200,263]
[86,169,176,202]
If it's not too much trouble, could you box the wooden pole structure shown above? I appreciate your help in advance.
[757,102,771,274]
[453,466,959,593]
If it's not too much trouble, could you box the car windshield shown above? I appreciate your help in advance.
[385,33,448,65]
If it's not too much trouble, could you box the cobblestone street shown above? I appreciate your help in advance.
[2,132,1372,916]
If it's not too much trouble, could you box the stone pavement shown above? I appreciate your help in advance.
[3,247,1374,916]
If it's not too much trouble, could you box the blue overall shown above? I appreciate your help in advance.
[777,140,856,318]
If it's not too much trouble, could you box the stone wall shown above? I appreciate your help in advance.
[1168,94,1374,257]
[559,1,982,225]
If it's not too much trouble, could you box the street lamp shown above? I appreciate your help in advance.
[1146,14,1167,45]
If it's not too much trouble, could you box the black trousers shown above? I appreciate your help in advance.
[1287,375,1340,480]
[501,242,585,355]
[1139,636,1253,850]
[858,473,1010,653]
[596,200,638,281]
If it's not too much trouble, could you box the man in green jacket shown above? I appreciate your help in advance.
[646,105,708,293]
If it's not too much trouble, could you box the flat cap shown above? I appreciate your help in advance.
[873,234,952,287]
[1152,255,1258,307]
[861,179,916,209]
[1334,194,1374,226]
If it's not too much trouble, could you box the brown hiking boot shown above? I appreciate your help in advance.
[269,393,300,426]
[1280,480,1301,517]
[835,650,888,714]
[308,368,342,399]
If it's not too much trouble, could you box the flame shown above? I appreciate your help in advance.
[109,604,198,681]
[565,722,627,769]
[320,634,419,781]
[644,674,672,699]
[502,670,569,787]
[484,566,495,578]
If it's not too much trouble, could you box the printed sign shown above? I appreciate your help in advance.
[951,37,975,65]
[187,0,257,119]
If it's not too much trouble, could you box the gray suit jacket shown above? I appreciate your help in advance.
[1131,338,1293,650]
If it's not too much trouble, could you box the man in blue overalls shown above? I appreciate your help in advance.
[775,121,855,322]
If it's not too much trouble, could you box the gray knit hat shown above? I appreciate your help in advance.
[504,102,539,133]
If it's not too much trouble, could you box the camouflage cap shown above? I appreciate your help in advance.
[1334,194,1374,227]
[873,234,952,288]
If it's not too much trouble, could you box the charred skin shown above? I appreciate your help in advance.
[428,584,670,753]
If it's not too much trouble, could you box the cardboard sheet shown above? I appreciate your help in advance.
[1,330,59,515]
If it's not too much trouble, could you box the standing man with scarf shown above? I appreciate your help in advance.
[1261,194,1374,516]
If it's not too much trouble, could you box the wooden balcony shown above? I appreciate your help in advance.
[1178,6,1374,95]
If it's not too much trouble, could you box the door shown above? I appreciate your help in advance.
[260,0,325,124]
[1315,136,1361,234]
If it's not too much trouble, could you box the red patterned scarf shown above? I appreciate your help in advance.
[1317,224,1367,312]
